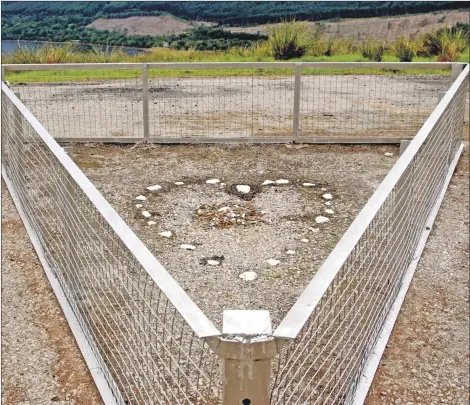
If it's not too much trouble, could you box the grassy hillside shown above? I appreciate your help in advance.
[2,1,468,49]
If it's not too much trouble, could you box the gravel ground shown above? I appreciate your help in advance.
[2,141,468,403]
[366,144,470,405]
[1,182,103,405]
[14,74,451,140]
[72,143,399,328]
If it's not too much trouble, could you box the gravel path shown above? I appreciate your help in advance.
[1,182,103,405]
[366,145,470,405]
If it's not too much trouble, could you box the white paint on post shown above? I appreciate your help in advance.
[219,310,279,405]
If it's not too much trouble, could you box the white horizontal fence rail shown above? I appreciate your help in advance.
[1,82,221,404]
[271,64,468,404]
[3,62,458,144]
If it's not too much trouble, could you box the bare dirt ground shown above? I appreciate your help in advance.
[1,182,103,405]
[71,143,399,328]
[87,15,214,37]
[2,141,468,403]
[15,74,451,140]
[366,144,470,405]
[229,10,470,42]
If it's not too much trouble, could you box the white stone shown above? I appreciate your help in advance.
[286,250,296,255]
[276,179,289,185]
[325,209,335,214]
[136,195,147,201]
[218,206,231,212]
[180,244,196,250]
[236,185,251,194]
[325,201,332,206]
[159,231,173,238]
[239,271,257,281]
[262,180,275,185]
[147,221,157,226]
[302,183,316,187]
[309,227,320,233]
[322,193,333,200]
[142,211,152,218]
[206,179,220,184]
[266,259,280,266]
[301,238,309,243]
[321,188,327,191]
[384,152,394,157]
[207,260,220,266]
[135,204,143,208]
[146,184,162,191]
[315,215,330,224]
[174,181,184,186]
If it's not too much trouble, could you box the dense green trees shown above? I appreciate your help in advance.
[1,1,467,50]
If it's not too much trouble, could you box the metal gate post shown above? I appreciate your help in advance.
[218,310,280,405]
[142,64,150,142]
[292,63,302,143]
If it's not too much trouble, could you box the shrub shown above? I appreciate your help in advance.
[419,29,468,61]
[394,37,416,62]
[359,40,387,62]
[267,20,312,60]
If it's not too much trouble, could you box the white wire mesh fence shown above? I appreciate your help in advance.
[1,83,221,405]
[271,65,468,405]
[3,62,455,143]
[1,63,467,405]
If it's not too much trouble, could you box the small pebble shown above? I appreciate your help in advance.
[136,195,147,201]
[207,260,220,266]
[262,180,275,185]
[135,204,143,208]
[302,183,316,187]
[309,227,320,233]
[276,179,289,185]
[236,185,251,194]
[322,193,333,200]
[147,221,156,226]
[301,238,309,243]
[239,271,257,281]
[266,259,280,266]
[174,181,184,186]
[315,215,330,224]
[206,179,220,184]
[180,244,196,250]
[286,250,295,255]
[325,201,332,206]
[325,209,335,214]
[384,152,394,157]
[321,188,327,191]
[142,211,151,218]
[218,206,230,212]
[146,184,162,191]
[159,231,173,238]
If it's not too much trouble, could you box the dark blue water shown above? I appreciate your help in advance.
[1,40,145,55]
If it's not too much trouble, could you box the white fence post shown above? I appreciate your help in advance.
[142,64,150,143]
[292,63,302,143]
[219,310,279,405]
[451,63,464,82]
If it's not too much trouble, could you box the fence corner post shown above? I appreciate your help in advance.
[292,63,302,143]
[142,64,150,143]
[218,310,279,405]
[451,63,464,82]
